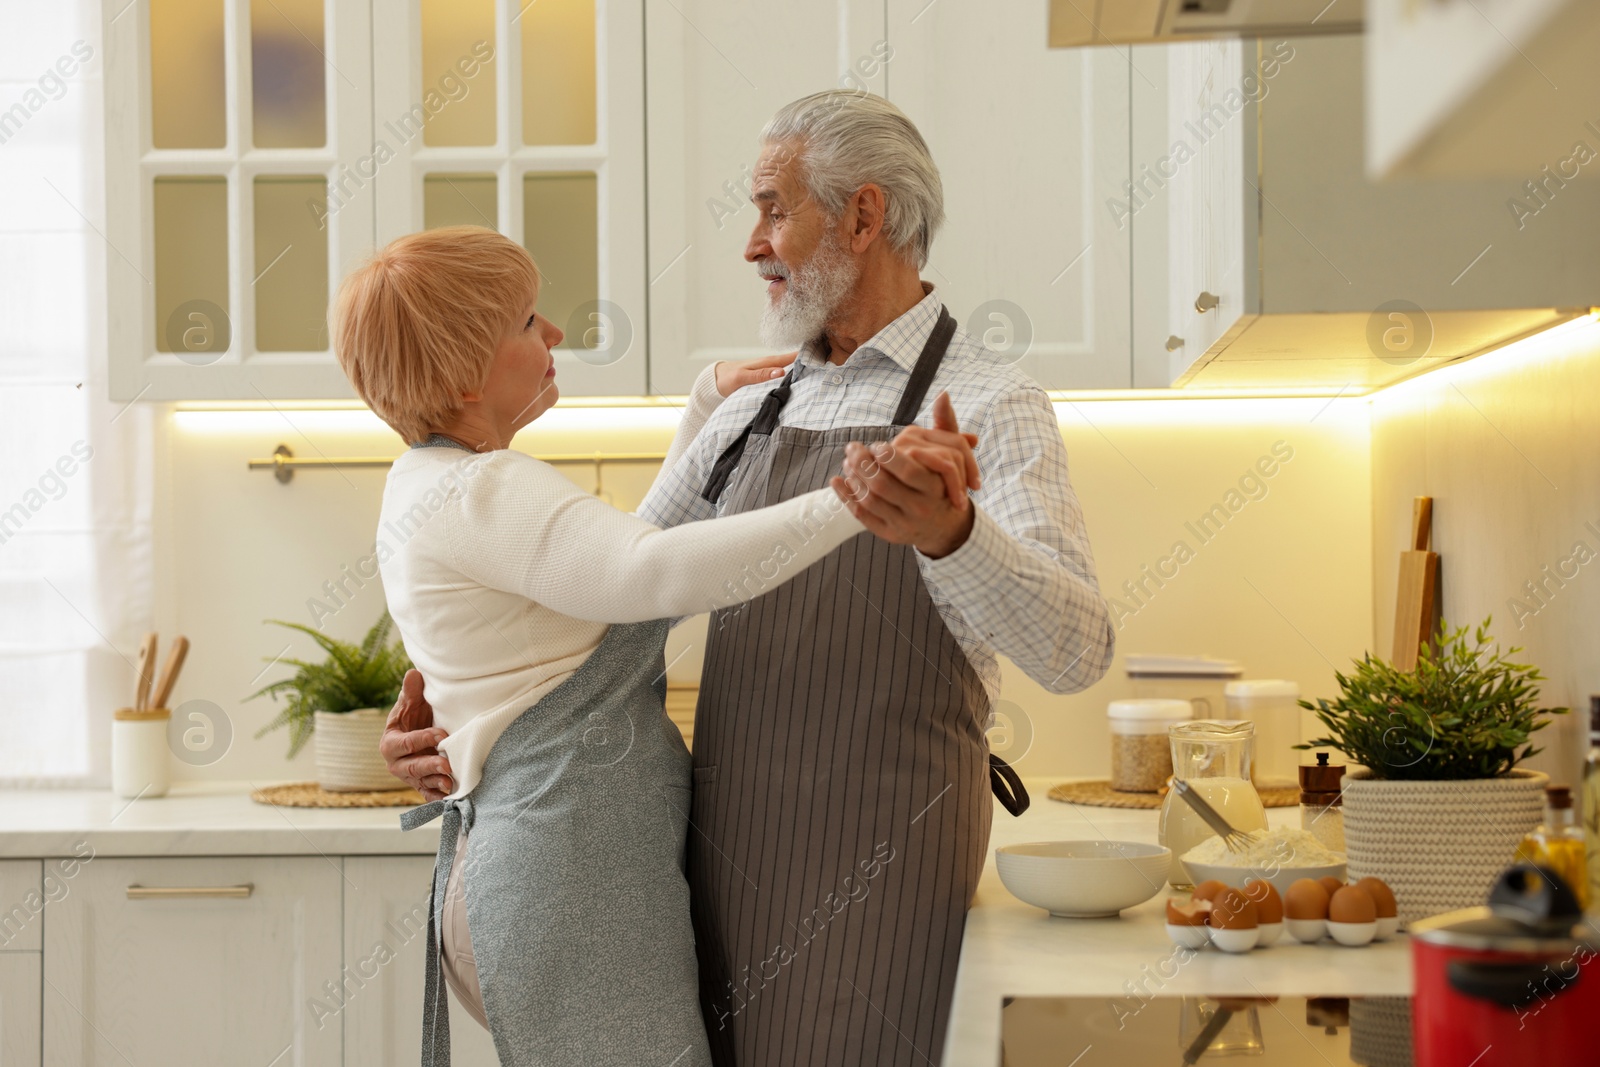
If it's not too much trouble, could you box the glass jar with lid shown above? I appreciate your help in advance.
[1158,720,1268,886]
[1107,699,1193,793]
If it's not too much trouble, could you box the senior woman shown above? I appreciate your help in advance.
[332,226,977,1067]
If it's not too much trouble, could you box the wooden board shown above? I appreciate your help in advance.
[1391,496,1440,670]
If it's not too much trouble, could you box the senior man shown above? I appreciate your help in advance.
[383,90,1113,1066]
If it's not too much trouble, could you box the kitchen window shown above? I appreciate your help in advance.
[3,0,157,785]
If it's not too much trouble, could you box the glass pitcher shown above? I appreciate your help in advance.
[1159,720,1268,886]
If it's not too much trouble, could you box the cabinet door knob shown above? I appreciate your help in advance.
[126,884,254,900]
[1194,291,1220,313]
[1165,335,1185,352]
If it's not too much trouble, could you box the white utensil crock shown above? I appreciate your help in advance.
[113,707,171,798]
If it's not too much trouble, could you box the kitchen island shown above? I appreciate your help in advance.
[0,782,1406,1066]
[944,781,1409,1066]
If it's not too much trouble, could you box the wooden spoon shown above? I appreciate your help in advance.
[149,635,190,711]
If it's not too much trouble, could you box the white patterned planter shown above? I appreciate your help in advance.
[314,708,404,792]
[1341,768,1547,925]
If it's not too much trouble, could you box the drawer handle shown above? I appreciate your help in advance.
[1194,291,1220,313]
[126,884,254,900]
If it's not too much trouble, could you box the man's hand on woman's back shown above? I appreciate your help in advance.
[382,669,456,800]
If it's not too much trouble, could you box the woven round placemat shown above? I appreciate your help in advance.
[1048,779,1301,810]
[250,782,422,808]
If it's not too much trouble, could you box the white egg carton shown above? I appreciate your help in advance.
[1166,915,1401,952]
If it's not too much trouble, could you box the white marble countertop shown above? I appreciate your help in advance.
[942,780,1409,1067]
[0,781,439,858]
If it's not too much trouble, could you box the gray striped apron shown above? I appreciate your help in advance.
[401,607,711,1064]
[690,307,1028,1067]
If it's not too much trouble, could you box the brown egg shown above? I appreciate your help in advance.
[1355,877,1398,919]
[1209,887,1260,930]
[1318,875,1345,896]
[1166,897,1212,926]
[1329,885,1377,925]
[1191,880,1229,904]
[1284,878,1331,921]
[1242,878,1283,924]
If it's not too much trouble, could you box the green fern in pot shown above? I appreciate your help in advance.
[1296,617,1568,924]
[249,612,412,791]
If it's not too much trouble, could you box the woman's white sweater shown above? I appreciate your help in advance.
[377,369,862,798]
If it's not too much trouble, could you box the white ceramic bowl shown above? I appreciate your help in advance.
[1180,856,1348,900]
[996,840,1171,918]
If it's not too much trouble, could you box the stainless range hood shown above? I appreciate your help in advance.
[1048,0,1362,46]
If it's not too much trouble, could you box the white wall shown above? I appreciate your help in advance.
[152,395,1372,784]
[1370,317,1600,785]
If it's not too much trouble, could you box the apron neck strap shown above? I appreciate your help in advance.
[890,305,957,426]
[701,374,794,503]
[700,304,956,505]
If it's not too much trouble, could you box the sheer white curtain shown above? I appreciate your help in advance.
[1,0,155,785]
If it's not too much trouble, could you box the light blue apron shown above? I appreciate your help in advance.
[400,441,711,1066]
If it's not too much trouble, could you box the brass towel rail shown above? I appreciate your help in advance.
[248,444,668,484]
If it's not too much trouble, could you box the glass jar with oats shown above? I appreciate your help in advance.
[1107,699,1193,793]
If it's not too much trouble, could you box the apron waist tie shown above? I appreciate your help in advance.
[988,754,1030,816]
[401,797,474,1067]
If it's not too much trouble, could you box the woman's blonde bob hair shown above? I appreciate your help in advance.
[333,225,540,443]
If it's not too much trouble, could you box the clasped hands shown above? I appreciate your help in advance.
[721,355,983,559]
[829,391,981,560]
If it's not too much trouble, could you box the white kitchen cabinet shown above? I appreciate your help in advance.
[104,0,376,401]
[42,856,343,1066]
[106,0,643,401]
[643,0,889,395]
[1130,34,1600,392]
[372,0,648,398]
[0,861,43,952]
[887,0,1132,390]
[1,953,42,1067]
[1367,0,1600,179]
[646,0,1133,393]
[1128,38,1256,387]
[342,856,499,1067]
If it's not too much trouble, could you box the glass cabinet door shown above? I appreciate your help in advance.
[374,0,646,397]
[105,0,374,400]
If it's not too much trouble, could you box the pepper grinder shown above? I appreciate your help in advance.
[1299,752,1346,853]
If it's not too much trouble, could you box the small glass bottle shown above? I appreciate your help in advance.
[1299,752,1345,853]
[1516,785,1589,909]
[1582,695,1600,911]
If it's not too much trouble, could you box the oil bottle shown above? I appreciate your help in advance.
[1516,784,1589,909]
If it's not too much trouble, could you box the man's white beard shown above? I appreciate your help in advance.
[757,232,859,350]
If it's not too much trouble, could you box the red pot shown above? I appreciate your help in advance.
[1410,866,1597,1067]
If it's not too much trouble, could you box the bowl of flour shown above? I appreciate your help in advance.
[1181,826,1347,896]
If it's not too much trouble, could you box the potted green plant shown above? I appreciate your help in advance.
[249,613,413,792]
[1298,617,1567,924]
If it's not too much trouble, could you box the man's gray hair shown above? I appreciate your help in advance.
[761,91,944,269]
